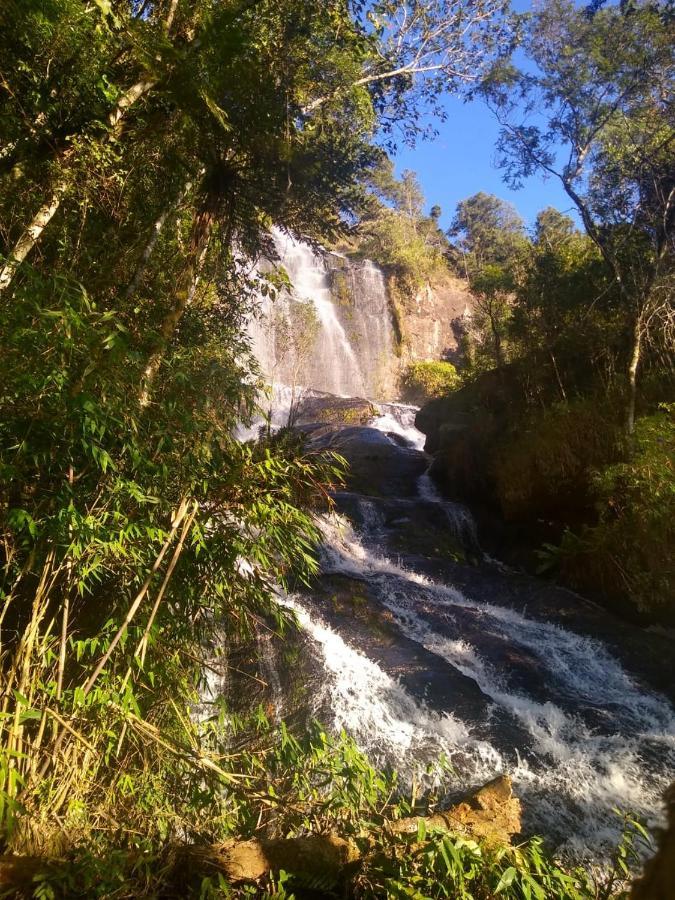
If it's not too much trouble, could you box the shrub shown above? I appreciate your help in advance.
[401,360,460,404]
[559,404,675,621]
[18,725,649,897]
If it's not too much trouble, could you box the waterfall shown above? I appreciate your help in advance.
[283,512,675,858]
[247,229,398,399]
[235,230,674,863]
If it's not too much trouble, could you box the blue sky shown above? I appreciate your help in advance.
[392,2,581,233]
[392,96,579,232]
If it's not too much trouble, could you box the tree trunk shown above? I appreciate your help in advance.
[0,777,521,891]
[0,178,67,292]
[0,78,157,294]
[631,783,675,900]
[0,775,521,896]
[123,178,193,301]
[391,775,521,847]
[490,311,504,369]
[626,316,642,435]
[137,208,213,408]
[549,348,567,401]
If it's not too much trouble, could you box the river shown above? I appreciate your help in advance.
[235,234,675,860]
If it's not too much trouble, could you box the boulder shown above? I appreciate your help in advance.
[301,425,428,498]
[391,775,521,846]
[294,394,377,426]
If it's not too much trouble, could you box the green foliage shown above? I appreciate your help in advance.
[15,725,648,897]
[363,831,606,899]
[0,263,348,852]
[0,0,372,855]
[401,361,460,405]
[447,192,529,372]
[438,34,673,614]
[0,0,668,891]
[559,405,675,619]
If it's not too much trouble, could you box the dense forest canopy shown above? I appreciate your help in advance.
[0,0,673,895]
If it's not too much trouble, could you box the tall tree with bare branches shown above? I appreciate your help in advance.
[482,0,675,432]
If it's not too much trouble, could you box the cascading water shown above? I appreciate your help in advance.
[247,229,398,399]
[284,507,675,857]
[236,228,674,861]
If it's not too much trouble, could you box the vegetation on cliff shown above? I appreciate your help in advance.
[0,0,669,894]
[349,159,451,295]
[423,0,674,621]
[402,360,461,405]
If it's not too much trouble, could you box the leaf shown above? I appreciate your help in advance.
[495,867,517,893]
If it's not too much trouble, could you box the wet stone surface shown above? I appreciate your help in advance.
[227,397,675,858]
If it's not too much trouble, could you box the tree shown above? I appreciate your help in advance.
[512,214,614,400]
[302,0,516,134]
[447,193,527,369]
[449,191,527,276]
[483,0,675,432]
[534,207,576,251]
[470,263,517,369]
[269,299,321,424]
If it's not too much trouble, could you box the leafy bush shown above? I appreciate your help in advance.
[401,361,460,405]
[559,405,675,621]
[19,725,649,897]
[359,818,647,900]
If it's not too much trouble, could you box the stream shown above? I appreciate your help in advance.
[263,403,675,859]
[234,232,675,859]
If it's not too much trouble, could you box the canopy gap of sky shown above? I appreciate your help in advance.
[391,95,581,232]
[391,1,584,233]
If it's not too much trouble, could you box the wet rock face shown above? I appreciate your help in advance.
[305,572,534,763]
[332,491,481,563]
[392,775,522,846]
[301,424,428,497]
[293,394,377,426]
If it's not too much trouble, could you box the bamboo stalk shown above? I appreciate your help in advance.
[137,503,198,667]
[42,707,97,754]
[117,705,259,787]
[56,592,70,701]
[33,501,190,783]
[81,498,190,696]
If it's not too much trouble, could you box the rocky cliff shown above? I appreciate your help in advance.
[390,272,473,366]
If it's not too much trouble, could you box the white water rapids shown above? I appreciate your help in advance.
[235,232,674,859]
[282,504,675,857]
